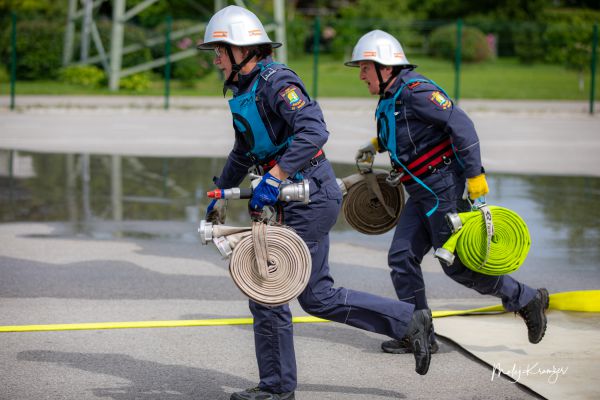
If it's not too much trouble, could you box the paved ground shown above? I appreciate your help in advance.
[1,96,599,399]
[0,221,547,400]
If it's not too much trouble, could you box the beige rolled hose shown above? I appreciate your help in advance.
[341,170,405,235]
[229,223,312,306]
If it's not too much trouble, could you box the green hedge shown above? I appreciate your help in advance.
[0,19,64,80]
[541,8,600,71]
[429,24,492,63]
[59,65,105,87]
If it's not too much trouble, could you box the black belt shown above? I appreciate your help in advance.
[302,149,326,170]
[261,149,326,173]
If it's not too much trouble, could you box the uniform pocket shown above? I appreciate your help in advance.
[325,185,343,202]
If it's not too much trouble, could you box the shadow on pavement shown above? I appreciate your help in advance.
[17,350,406,399]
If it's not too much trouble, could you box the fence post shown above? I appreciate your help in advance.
[454,18,462,103]
[164,15,172,110]
[312,15,321,99]
[590,22,598,115]
[10,12,17,111]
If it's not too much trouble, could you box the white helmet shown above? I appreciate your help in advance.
[198,5,281,50]
[345,30,414,68]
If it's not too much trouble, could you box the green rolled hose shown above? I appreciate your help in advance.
[437,206,531,276]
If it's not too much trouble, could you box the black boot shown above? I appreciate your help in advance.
[381,331,439,354]
[516,288,549,344]
[230,387,295,400]
[404,309,433,375]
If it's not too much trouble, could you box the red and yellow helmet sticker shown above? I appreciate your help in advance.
[212,31,228,38]
[429,91,452,110]
[248,29,262,37]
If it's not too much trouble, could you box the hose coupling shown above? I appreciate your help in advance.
[279,179,310,204]
[434,247,455,265]
[198,220,213,244]
[445,212,463,233]
[336,178,348,197]
[212,236,233,259]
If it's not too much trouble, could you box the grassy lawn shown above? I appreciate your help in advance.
[2,55,598,100]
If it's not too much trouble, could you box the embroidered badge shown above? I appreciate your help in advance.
[429,91,452,110]
[261,67,277,81]
[279,86,306,111]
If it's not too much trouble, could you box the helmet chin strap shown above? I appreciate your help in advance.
[223,45,258,96]
[375,64,397,96]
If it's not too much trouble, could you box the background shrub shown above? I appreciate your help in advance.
[59,65,105,87]
[0,64,8,82]
[429,24,492,63]
[119,72,152,91]
[0,19,64,80]
[540,8,600,71]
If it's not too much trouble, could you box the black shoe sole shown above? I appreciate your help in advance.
[411,311,432,375]
[530,288,549,344]
[381,341,439,354]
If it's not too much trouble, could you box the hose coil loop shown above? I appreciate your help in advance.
[340,171,405,235]
[437,206,531,276]
[229,224,312,306]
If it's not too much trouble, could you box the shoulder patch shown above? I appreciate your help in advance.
[279,85,307,111]
[407,81,422,89]
[429,91,452,110]
[261,67,277,81]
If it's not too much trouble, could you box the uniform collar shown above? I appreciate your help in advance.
[382,68,415,98]
[227,56,274,96]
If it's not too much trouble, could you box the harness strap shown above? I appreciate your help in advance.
[397,137,454,183]
[223,47,257,96]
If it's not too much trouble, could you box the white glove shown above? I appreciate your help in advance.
[355,137,379,164]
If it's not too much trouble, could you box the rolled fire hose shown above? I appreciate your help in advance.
[199,220,311,306]
[337,169,405,235]
[434,205,531,276]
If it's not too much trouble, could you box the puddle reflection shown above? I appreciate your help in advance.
[0,150,598,272]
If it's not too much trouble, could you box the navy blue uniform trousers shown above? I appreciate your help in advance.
[249,160,415,393]
[388,163,537,312]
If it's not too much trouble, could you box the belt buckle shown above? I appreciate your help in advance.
[386,170,403,187]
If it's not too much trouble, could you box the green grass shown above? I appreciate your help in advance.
[1,55,598,100]
[291,55,599,100]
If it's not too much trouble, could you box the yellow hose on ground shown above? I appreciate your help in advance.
[1,291,597,333]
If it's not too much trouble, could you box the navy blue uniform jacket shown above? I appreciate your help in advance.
[381,69,484,179]
[216,56,328,189]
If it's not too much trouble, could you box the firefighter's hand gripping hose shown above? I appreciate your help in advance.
[434,205,531,276]
[337,169,405,235]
